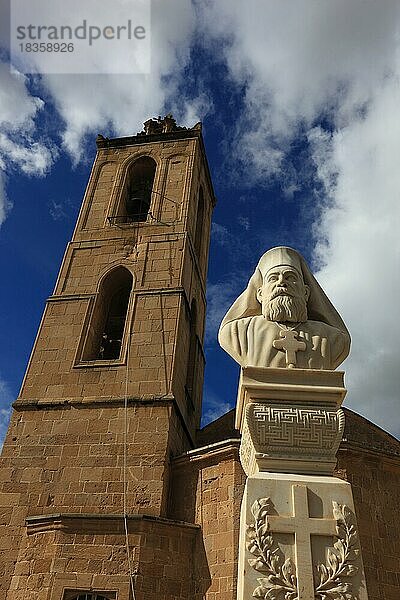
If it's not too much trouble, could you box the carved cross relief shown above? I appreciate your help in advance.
[247,485,362,599]
[265,484,337,599]
[272,330,306,367]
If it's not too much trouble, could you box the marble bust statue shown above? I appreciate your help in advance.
[218,246,350,370]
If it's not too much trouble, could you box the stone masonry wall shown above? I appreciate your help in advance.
[1,126,216,599]
[0,400,190,600]
[7,514,201,600]
[170,443,246,600]
[18,135,213,442]
[169,409,400,600]
[337,449,400,600]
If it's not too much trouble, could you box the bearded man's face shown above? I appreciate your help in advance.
[256,266,310,323]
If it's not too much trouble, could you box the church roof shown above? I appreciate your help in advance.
[341,407,400,458]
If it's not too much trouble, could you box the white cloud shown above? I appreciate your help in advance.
[311,74,400,438]
[48,198,68,221]
[0,376,13,448]
[201,386,234,427]
[0,133,53,175]
[0,63,55,212]
[198,1,400,436]
[0,64,44,132]
[40,0,203,160]
[198,0,400,180]
[211,222,231,247]
[0,170,10,226]
[206,277,246,345]
[206,282,231,343]
[237,215,250,231]
[0,408,11,449]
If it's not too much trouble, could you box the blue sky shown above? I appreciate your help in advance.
[1,0,400,443]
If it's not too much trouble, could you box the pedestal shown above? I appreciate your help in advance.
[236,368,369,600]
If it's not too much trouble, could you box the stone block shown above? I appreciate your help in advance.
[237,367,346,476]
[237,472,369,600]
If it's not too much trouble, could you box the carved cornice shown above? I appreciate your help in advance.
[236,367,346,430]
[26,512,200,536]
[173,439,240,467]
[96,127,201,149]
[237,367,347,476]
[13,394,176,409]
[241,402,345,476]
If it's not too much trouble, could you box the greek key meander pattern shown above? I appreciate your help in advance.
[240,417,253,470]
[252,406,341,449]
[246,497,361,600]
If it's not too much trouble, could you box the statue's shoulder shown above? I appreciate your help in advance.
[305,320,347,338]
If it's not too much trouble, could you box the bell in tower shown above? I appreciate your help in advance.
[124,155,156,223]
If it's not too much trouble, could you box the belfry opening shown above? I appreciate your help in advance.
[124,156,156,222]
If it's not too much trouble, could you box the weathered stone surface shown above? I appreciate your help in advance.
[14,124,215,443]
[0,120,215,600]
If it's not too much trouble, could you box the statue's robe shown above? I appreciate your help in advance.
[219,316,350,370]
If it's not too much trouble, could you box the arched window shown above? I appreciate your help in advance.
[82,267,133,361]
[194,187,204,258]
[64,591,116,600]
[123,156,156,222]
[185,300,198,408]
[72,595,110,600]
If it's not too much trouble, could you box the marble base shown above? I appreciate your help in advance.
[237,472,369,600]
[237,367,346,476]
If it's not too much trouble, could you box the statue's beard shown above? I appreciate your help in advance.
[265,295,308,323]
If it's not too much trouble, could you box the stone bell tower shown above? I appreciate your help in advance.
[0,116,216,599]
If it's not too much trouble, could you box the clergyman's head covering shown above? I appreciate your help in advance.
[219,246,350,335]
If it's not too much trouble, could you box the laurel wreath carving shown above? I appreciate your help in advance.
[246,498,298,600]
[246,498,360,600]
[315,502,360,600]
